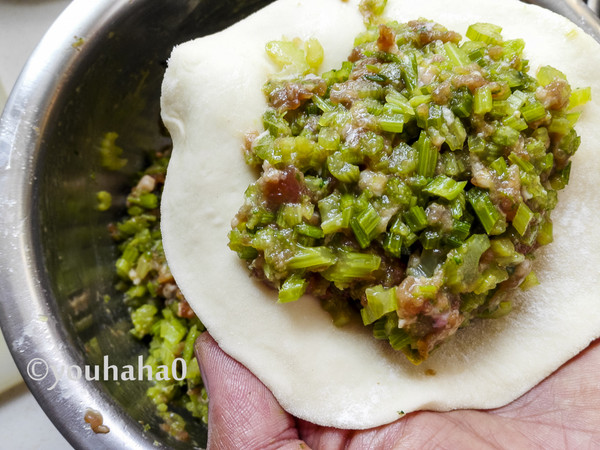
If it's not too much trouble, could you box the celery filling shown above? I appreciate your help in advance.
[228,19,588,363]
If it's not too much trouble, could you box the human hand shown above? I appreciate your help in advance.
[195,333,600,449]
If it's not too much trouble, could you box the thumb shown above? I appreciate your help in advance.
[195,332,308,450]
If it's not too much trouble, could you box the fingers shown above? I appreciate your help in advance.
[195,333,307,450]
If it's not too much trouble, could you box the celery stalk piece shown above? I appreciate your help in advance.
[508,153,535,174]
[415,132,438,177]
[569,86,592,109]
[389,328,412,350]
[424,175,467,201]
[278,273,308,303]
[503,114,528,131]
[520,271,540,291]
[351,203,381,248]
[512,202,534,235]
[312,94,335,113]
[385,91,415,115]
[327,152,361,183]
[536,65,566,86]
[472,266,509,295]
[409,94,432,108]
[467,188,506,235]
[489,156,508,177]
[401,52,418,93]
[96,190,112,211]
[548,116,572,135]
[160,309,188,345]
[372,314,397,340]
[383,232,403,257]
[404,205,428,232]
[521,101,546,123]
[379,114,405,133]
[536,220,553,245]
[550,161,571,191]
[450,87,473,118]
[323,252,381,288]
[445,234,491,293]
[443,42,469,67]
[318,192,345,235]
[448,219,471,246]
[287,246,337,270]
[296,223,325,239]
[130,304,158,339]
[265,39,317,75]
[506,90,529,110]
[182,324,201,364]
[466,22,503,44]
[473,85,493,114]
[492,126,520,147]
[360,286,398,325]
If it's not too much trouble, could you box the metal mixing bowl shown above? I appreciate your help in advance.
[0,0,273,448]
[0,0,598,448]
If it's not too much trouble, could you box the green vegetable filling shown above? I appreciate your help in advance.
[229,17,588,363]
[110,149,208,441]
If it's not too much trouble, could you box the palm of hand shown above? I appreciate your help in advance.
[196,334,600,449]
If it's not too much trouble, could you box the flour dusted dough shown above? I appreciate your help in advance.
[160,0,600,429]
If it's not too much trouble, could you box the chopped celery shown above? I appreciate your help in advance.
[489,156,508,177]
[536,65,566,86]
[323,252,381,288]
[569,86,592,109]
[96,190,112,211]
[415,132,438,177]
[449,87,473,118]
[383,232,403,257]
[466,22,503,44]
[404,205,428,232]
[467,188,506,235]
[131,304,158,339]
[351,203,381,248]
[512,202,534,236]
[445,234,491,293]
[443,42,469,67]
[424,175,467,201]
[389,328,412,351]
[473,86,493,114]
[287,246,337,270]
[279,273,308,303]
[328,152,361,183]
[520,271,540,290]
[160,309,187,346]
[385,91,415,115]
[361,286,397,325]
[379,114,405,133]
[521,101,546,123]
[318,192,344,235]
[508,153,535,174]
[492,126,520,147]
[536,220,553,245]
[296,223,325,239]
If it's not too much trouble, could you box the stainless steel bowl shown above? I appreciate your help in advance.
[0,0,598,448]
[0,0,272,448]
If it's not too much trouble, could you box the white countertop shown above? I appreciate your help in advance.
[0,1,74,448]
